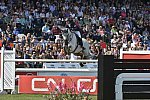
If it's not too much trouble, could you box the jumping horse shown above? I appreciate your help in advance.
[59,27,92,60]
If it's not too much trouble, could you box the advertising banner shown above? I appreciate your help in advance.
[19,76,98,95]
[120,51,150,59]
[122,54,150,59]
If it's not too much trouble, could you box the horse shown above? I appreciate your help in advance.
[59,27,92,60]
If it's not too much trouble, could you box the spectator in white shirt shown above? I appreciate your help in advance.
[42,23,50,33]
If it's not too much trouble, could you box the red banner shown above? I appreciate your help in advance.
[19,76,98,95]
[123,54,150,59]
[120,51,150,59]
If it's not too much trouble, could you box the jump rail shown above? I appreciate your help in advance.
[16,68,97,72]
[4,59,98,62]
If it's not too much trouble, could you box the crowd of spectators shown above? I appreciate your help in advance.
[0,0,149,67]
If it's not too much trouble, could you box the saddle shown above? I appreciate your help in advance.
[74,33,83,47]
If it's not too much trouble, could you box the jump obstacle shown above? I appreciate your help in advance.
[98,55,150,100]
[0,47,97,94]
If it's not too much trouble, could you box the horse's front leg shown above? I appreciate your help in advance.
[79,54,85,67]
[63,41,71,55]
[63,45,69,55]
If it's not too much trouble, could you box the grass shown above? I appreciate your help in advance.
[0,94,97,100]
[0,94,45,100]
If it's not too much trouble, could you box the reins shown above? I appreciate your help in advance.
[69,32,82,53]
[63,30,83,54]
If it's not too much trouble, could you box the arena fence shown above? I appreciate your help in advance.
[98,55,150,100]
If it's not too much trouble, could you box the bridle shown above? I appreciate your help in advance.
[66,32,73,43]
[64,31,83,54]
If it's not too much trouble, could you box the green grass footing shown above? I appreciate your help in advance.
[0,94,97,100]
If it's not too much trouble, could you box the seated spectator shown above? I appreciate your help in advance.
[51,25,61,35]
[39,51,46,59]
[5,25,12,35]
[13,27,20,36]
[49,33,56,42]
[42,23,50,34]
[137,42,144,51]
[0,0,149,65]
[24,48,32,68]
[40,37,47,49]
[143,44,148,51]
[24,48,31,59]
[45,51,54,59]
[57,48,66,59]
[31,36,39,46]
[105,45,113,55]
[132,33,141,44]
[31,51,36,59]
[111,34,118,48]
[20,36,26,46]
[7,34,14,43]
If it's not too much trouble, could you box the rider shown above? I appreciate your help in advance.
[73,25,85,50]
[65,19,85,50]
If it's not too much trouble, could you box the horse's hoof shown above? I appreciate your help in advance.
[80,63,84,67]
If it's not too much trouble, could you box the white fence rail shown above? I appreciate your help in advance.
[5,59,98,63]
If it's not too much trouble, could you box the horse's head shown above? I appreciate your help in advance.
[59,26,71,41]
[58,26,73,54]
[62,28,72,41]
